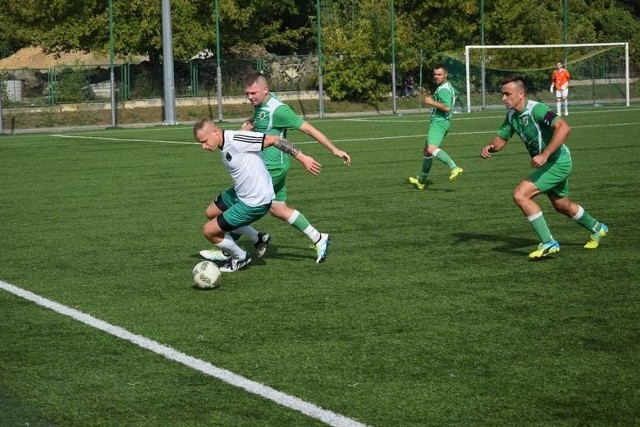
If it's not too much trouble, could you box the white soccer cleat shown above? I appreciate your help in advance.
[314,233,330,263]
[199,249,230,262]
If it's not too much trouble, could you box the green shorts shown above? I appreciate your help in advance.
[215,188,271,231]
[268,165,289,203]
[425,120,451,147]
[528,158,573,198]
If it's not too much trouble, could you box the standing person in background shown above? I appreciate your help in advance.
[402,74,415,97]
[409,64,463,190]
[551,62,571,116]
[481,76,608,259]
[199,71,351,264]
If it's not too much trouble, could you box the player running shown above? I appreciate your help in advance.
[481,76,608,258]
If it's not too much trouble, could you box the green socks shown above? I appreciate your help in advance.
[572,206,599,232]
[418,156,433,184]
[434,148,457,169]
[528,212,554,243]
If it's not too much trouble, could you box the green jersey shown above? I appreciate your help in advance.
[431,81,456,122]
[252,93,304,170]
[497,100,571,163]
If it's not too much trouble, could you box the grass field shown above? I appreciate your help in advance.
[1,105,639,426]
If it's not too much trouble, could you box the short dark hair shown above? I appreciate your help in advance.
[193,118,215,138]
[243,71,268,87]
[433,63,447,72]
[501,75,527,92]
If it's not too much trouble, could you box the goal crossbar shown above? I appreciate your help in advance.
[464,42,630,112]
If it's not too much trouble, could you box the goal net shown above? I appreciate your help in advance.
[461,43,630,112]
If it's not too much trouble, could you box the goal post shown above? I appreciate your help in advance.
[464,42,630,113]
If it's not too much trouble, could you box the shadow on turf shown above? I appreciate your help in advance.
[453,232,546,257]
[190,243,314,264]
[404,179,456,192]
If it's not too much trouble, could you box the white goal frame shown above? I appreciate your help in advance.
[464,42,630,112]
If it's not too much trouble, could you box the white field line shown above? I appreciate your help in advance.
[51,107,640,135]
[52,120,640,146]
[0,280,370,427]
[343,107,640,123]
[50,134,198,145]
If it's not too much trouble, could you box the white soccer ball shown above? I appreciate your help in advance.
[192,261,221,290]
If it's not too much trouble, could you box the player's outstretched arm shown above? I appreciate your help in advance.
[264,135,322,176]
[299,121,351,166]
[481,136,508,159]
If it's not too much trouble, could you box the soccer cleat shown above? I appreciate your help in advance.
[199,249,230,262]
[314,233,330,263]
[219,254,252,273]
[408,176,425,190]
[254,232,271,257]
[449,167,464,181]
[528,240,560,259]
[584,223,608,249]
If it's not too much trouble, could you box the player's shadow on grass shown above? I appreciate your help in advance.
[265,243,316,262]
[453,232,538,256]
[190,242,313,264]
[403,179,456,192]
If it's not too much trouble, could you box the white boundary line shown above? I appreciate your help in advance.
[51,120,640,146]
[50,134,198,145]
[45,107,640,136]
[0,280,370,427]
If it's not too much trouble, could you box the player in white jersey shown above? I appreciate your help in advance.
[193,119,321,272]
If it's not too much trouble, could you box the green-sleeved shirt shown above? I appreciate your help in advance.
[431,81,456,122]
[497,99,571,163]
[252,93,305,170]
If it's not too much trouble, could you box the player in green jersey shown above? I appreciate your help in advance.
[200,73,350,264]
[242,72,351,263]
[201,71,350,265]
[480,76,608,259]
[409,64,463,190]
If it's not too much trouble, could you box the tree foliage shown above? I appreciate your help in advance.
[322,0,391,101]
[0,0,637,102]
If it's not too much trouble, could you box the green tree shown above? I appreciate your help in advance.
[0,0,316,62]
[322,0,391,102]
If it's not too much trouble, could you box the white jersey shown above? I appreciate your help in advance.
[220,130,275,207]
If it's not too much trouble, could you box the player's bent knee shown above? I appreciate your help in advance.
[512,188,533,207]
[270,204,291,221]
[202,222,223,242]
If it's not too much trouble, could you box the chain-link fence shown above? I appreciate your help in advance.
[0,54,324,132]
[1,49,638,133]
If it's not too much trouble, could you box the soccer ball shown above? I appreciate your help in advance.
[192,261,221,290]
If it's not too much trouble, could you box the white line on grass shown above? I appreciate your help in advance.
[51,134,198,145]
[343,107,640,123]
[50,120,640,146]
[0,280,370,427]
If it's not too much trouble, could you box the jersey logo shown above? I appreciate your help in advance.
[225,152,232,161]
[522,116,529,126]
[258,111,267,120]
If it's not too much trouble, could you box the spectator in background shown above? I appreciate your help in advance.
[402,74,415,98]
